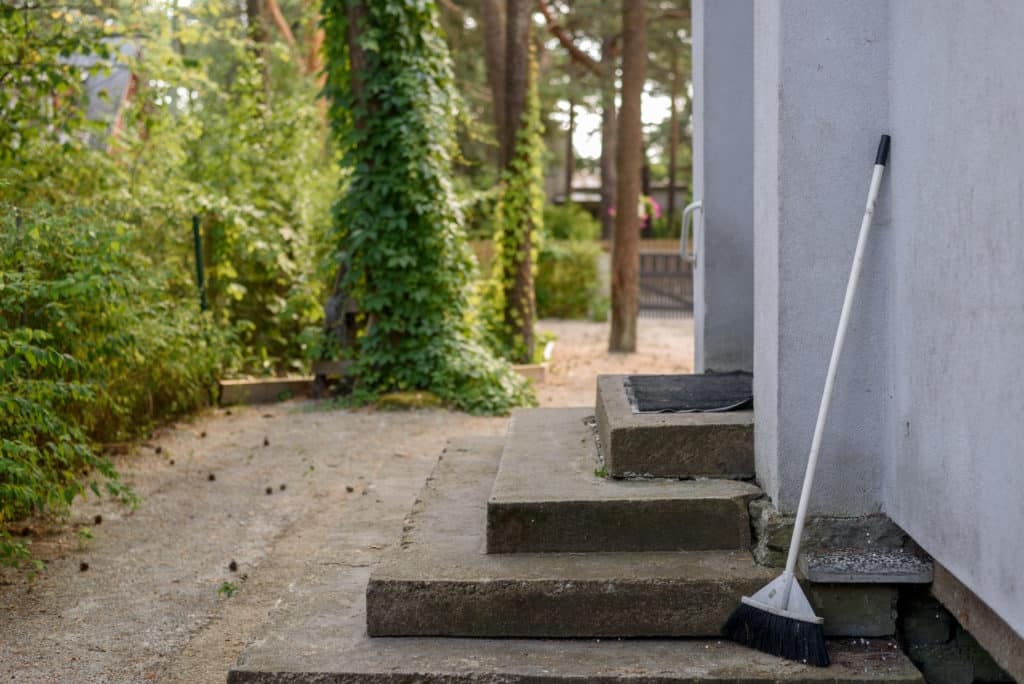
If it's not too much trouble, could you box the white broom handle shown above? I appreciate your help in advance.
[783,135,890,580]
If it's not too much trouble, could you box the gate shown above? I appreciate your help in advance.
[638,250,692,318]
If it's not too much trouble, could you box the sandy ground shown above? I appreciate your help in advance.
[0,317,692,683]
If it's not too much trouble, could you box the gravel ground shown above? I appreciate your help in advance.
[0,317,693,683]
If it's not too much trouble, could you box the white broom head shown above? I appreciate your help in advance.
[741,572,823,624]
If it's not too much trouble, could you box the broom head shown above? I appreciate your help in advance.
[722,572,829,667]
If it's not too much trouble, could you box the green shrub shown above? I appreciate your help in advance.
[543,202,600,242]
[536,241,603,319]
[1,206,233,568]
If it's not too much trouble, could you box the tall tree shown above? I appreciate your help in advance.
[599,34,618,240]
[488,0,539,363]
[479,0,507,165]
[609,0,645,352]
[666,42,681,224]
[320,0,532,413]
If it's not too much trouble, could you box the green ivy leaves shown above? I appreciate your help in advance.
[322,0,533,414]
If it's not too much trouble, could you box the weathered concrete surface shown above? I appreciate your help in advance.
[369,437,774,638]
[487,408,761,553]
[230,440,923,682]
[799,549,932,585]
[220,377,313,405]
[596,375,753,479]
[930,561,1024,682]
[806,584,898,638]
[749,499,907,567]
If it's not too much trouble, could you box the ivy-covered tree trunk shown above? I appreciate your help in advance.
[609,0,645,352]
[487,0,541,365]
[321,0,532,414]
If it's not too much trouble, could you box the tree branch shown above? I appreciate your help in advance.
[537,0,602,76]
[265,0,297,48]
[438,0,465,20]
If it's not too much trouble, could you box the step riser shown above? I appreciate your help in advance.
[487,499,751,553]
[486,408,760,554]
[596,375,754,479]
[367,577,763,638]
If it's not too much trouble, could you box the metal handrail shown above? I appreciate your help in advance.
[681,200,703,263]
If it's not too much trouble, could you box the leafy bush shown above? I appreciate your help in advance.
[536,240,603,320]
[543,202,600,242]
[1,206,232,567]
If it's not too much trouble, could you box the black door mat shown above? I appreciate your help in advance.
[625,373,753,414]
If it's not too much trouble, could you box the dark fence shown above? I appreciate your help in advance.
[638,251,692,318]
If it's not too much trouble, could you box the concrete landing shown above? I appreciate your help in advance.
[229,441,924,683]
[487,408,761,553]
[368,436,774,638]
[596,374,754,478]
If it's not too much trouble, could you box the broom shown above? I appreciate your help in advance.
[723,134,891,667]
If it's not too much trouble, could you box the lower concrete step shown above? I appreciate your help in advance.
[596,374,754,478]
[228,436,924,683]
[487,407,762,553]
[368,436,776,638]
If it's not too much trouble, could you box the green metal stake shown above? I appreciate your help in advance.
[192,215,208,312]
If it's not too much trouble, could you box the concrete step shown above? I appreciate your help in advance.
[229,437,924,683]
[596,374,754,478]
[368,436,778,638]
[487,407,762,553]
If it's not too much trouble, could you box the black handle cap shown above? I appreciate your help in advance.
[875,134,891,166]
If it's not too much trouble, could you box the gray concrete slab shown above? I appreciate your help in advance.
[807,584,898,638]
[487,408,761,553]
[229,444,924,683]
[800,549,933,585]
[368,436,774,637]
[596,375,754,479]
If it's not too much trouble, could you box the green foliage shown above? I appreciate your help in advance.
[0,208,206,566]
[535,240,603,320]
[485,48,545,363]
[0,3,108,157]
[0,1,335,568]
[543,202,600,242]
[1,2,337,374]
[218,581,238,598]
[321,0,532,415]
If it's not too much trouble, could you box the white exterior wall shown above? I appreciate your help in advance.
[752,0,891,516]
[884,1,1024,640]
[749,0,1024,638]
[692,0,754,373]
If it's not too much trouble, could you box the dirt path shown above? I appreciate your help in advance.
[0,318,692,683]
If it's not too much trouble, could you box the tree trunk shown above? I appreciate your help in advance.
[609,0,645,352]
[322,0,369,353]
[501,0,535,363]
[246,0,271,100]
[599,36,617,241]
[666,45,680,228]
[479,0,507,168]
[504,0,530,168]
[564,97,575,198]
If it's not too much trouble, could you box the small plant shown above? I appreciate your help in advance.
[75,527,94,551]
[218,581,238,598]
[594,465,609,478]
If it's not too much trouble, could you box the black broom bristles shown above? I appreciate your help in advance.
[722,602,830,667]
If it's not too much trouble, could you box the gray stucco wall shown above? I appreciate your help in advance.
[884,1,1024,639]
[692,0,754,373]
[750,0,1024,638]
[753,0,891,516]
